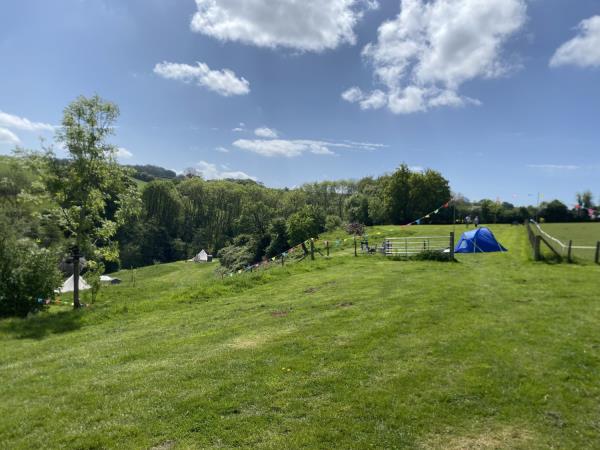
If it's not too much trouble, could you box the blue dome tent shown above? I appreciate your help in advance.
[454,227,507,253]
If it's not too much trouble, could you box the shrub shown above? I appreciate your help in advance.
[346,222,365,236]
[410,250,454,262]
[0,231,62,317]
[325,215,342,232]
[217,244,254,272]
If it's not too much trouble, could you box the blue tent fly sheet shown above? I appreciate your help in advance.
[454,227,507,253]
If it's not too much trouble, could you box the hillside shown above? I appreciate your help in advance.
[1,225,600,448]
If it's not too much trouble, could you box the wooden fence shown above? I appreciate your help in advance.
[526,220,600,263]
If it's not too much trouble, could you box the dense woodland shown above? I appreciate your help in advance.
[0,96,598,316]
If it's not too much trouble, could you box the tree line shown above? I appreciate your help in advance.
[0,95,597,316]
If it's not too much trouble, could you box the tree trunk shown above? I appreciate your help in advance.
[300,242,309,255]
[72,247,81,309]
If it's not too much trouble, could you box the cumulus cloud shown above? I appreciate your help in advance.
[215,146,230,153]
[0,127,20,145]
[233,138,385,157]
[254,127,279,138]
[190,0,378,52]
[550,16,600,68]
[196,160,257,180]
[154,61,250,96]
[0,111,54,132]
[116,147,133,159]
[343,0,527,114]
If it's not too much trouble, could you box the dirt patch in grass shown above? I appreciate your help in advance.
[271,310,289,318]
[338,302,353,308]
[421,426,535,449]
[228,335,269,349]
[304,281,337,294]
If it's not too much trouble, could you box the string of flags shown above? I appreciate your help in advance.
[401,199,452,227]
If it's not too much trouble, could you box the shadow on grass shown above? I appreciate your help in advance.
[0,309,84,340]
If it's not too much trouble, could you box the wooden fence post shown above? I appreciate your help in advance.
[310,239,315,261]
[281,254,284,266]
[595,241,600,265]
[326,240,330,257]
[354,237,357,257]
[534,235,541,261]
[450,232,455,261]
[567,240,573,263]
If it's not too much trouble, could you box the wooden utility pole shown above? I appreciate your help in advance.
[449,232,455,261]
[310,239,315,261]
[567,240,573,263]
[354,237,357,257]
[326,240,329,257]
[72,246,81,309]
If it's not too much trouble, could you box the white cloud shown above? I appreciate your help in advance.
[196,160,257,180]
[154,61,250,96]
[0,111,54,132]
[190,0,378,52]
[550,16,600,68]
[232,122,246,132]
[341,87,364,103]
[254,127,279,138]
[233,138,385,158]
[528,164,580,171]
[0,127,20,145]
[116,147,133,159]
[234,139,334,157]
[343,0,527,114]
[215,146,229,153]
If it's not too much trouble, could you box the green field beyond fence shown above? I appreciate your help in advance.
[529,221,600,263]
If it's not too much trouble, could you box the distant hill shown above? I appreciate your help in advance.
[126,164,177,182]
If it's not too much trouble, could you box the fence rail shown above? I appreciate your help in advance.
[527,220,600,263]
[383,234,454,258]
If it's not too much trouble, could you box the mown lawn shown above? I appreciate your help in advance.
[1,225,600,449]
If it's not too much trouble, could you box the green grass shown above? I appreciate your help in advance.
[2,225,600,448]
[533,222,600,261]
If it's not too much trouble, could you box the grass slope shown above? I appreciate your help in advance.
[2,226,600,449]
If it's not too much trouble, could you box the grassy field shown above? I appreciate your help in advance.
[2,225,600,448]
[532,222,600,261]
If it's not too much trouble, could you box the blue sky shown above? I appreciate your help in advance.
[1,0,599,206]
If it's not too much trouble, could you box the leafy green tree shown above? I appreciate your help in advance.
[287,205,324,254]
[409,169,451,222]
[325,214,342,232]
[266,218,290,257]
[0,220,61,317]
[384,164,412,224]
[345,193,370,224]
[45,95,140,308]
[541,200,571,222]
